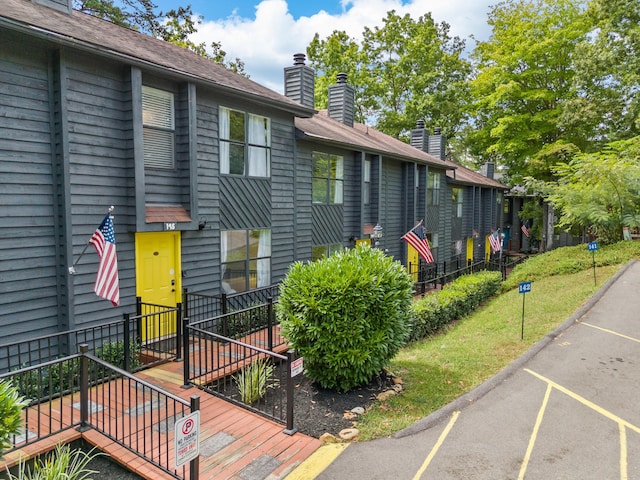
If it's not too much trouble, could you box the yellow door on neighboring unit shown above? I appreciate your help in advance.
[135,232,181,341]
[467,237,474,264]
[407,244,419,282]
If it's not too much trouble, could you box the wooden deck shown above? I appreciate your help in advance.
[3,330,322,480]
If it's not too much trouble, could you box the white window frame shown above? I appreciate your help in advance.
[220,107,271,177]
[142,86,175,169]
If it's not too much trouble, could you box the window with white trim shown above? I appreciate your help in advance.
[312,152,344,204]
[219,107,271,177]
[311,243,343,261]
[452,187,463,218]
[221,229,271,293]
[363,159,371,205]
[428,171,441,206]
[142,86,175,169]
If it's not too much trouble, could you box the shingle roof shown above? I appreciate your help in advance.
[1,0,315,117]
[296,111,450,169]
[296,111,508,189]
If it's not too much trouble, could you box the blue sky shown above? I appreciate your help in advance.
[151,0,494,93]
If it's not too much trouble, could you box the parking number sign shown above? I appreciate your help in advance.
[519,281,531,294]
[175,411,200,468]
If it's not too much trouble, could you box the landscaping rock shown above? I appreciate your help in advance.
[338,428,359,441]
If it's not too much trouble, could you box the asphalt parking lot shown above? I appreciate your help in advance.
[301,259,640,480]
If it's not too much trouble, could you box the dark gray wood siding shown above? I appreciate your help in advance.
[342,152,361,243]
[64,53,136,325]
[0,33,60,341]
[379,159,403,259]
[270,115,297,281]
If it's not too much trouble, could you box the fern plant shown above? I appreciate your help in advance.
[233,358,277,404]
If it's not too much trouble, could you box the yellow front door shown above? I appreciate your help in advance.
[466,237,474,263]
[135,232,181,341]
[407,244,419,281]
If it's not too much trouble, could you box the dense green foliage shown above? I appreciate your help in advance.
[0,380,27,459]
[277,245,414,391]
[408,271,503,342]
[502,240,640,292]
[307,10,471,139]
[536,137,640,243]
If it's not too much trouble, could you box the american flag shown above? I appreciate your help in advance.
[489,230,502,254]
[402,222,435,264]
[521,223,530,238]
[89,213,120,306]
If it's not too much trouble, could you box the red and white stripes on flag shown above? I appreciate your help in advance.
[521,224,530,238]
[89,213,120,306]
[402,222,435,264]
[489,230,502,254]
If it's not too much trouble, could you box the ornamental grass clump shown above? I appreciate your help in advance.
[277,245,414,391]
[234,357,276,404]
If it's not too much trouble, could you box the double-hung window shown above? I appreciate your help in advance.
[142,86,175,169]
[363,159,371,205]
[312,152,344,204]
[219,107,271,177]
[428,171,441,206]
[452,187,463,218]
[221,229,271,293]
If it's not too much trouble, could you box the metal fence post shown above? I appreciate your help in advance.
[123,315,131,372]
[267,297,274,351]
[182,316,191,389]
[283,350,296,435]
[175,303,183,361]
[78,344,90,432]
[189,395,200,480]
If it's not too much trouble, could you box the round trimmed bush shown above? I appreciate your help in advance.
[277,245,414,391]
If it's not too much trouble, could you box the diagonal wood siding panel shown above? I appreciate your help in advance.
[220,177,271,229]
[312,205,343,245]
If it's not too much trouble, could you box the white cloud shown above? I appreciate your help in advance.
[191,0,492,93]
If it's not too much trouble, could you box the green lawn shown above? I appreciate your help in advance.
[356,261,624,440]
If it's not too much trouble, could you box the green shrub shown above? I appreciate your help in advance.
[408,271,502,342]
[0,379,27,459]
[95,339,141,371]
[233,358,276,404]
[277,245,414,391]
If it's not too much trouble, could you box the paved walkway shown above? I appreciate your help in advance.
[290,259,640,479]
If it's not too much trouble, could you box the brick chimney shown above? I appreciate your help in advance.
[284,53,315,109]
[328,73,355,127]
[31,0,72,14]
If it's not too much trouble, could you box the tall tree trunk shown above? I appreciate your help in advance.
[542,202,555,252]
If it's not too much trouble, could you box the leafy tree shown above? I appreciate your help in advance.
[307,11,471,139]
[277,245,413,391]
[537,136,640,244]
[468,0,589,182]
[566,0,640,143]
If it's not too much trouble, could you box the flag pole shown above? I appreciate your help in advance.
[68,206,114,275]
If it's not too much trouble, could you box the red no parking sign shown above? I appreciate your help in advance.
[175,411,200,468]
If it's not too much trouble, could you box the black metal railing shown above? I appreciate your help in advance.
[183,314,295,433]
[0,300,181,375]
[183,284,280,322]
[0,346,199,480]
